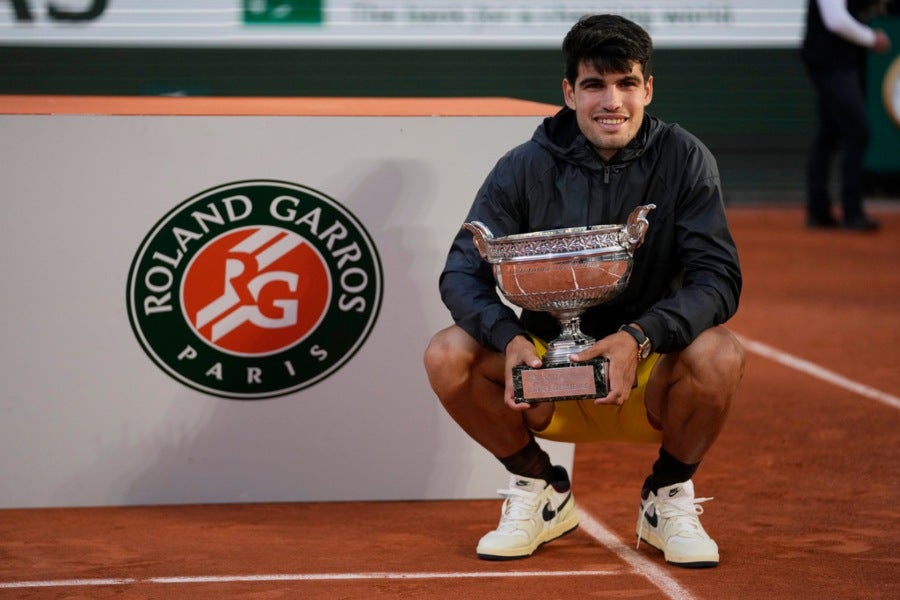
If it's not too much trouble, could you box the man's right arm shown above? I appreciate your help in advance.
[438,151,533,352]
[438,232,526,353]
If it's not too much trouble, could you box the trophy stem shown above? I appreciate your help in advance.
[543,314,595,365]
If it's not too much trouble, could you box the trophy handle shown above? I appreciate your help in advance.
[620,204,656,253]
[462,221,494,260]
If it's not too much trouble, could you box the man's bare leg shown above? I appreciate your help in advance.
[645,325,745,465]
[636,325,745,568]
[424,324,577,560]
[423,324,549,457]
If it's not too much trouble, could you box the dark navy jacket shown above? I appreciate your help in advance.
[439,107,742,355]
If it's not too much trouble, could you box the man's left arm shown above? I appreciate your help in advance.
[634,146,742,354]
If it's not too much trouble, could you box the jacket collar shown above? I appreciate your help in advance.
[537,106,655,168]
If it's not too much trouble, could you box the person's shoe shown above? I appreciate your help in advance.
[476,466,578,560]
[636,479,719,568]
[842,215,881,231]
[806,214,840,229]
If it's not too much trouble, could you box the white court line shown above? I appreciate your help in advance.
[739,335,900,410]
[150,570,619,583]
[0,578,135,588]
[577,510,698,600]
[0,570,618,589]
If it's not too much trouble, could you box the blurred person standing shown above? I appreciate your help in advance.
[801,0,892,230]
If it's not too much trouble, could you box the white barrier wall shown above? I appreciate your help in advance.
[0,97,574,508]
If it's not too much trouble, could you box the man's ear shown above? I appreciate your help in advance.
[644,75,654,106]
[562,78,576,109]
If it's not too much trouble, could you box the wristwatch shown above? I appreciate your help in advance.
[619,324,652,359]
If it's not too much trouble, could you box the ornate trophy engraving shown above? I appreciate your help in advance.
[463,204,655,404]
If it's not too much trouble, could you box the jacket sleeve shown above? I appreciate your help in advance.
[438,153,531,352]
[633,140,742,353]
[817,0,877,47]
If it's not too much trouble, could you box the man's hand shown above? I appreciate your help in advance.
[503,335,542,411]
[874,29,891,53]
[569,329,640,406]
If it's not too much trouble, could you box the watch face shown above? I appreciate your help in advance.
[640,342,651,359]
[884,56,900,128]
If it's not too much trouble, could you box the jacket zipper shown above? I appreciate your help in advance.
[603,165,623,184]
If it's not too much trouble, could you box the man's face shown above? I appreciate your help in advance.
[563,60,653,162]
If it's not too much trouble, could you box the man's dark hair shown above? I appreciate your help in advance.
[562,14,653,84]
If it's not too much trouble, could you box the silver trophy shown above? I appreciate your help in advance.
[463,204,655,403]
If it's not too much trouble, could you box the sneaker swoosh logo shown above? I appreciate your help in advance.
[643,510,658,528]
[542,492,572,521]
[668,487,680,497]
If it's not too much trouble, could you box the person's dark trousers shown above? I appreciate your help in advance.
[803,61,870,223]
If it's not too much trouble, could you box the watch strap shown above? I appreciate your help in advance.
[618,324,651,358]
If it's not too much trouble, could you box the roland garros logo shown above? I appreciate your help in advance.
[127,180,383,399]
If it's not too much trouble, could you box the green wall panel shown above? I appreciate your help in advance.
[5,45,888,200]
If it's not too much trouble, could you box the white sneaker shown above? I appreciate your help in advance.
[636,479,719,568]
[476,468,578,560]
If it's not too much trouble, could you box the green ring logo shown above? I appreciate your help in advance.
[883,55,900,128]
[127,180,383,400]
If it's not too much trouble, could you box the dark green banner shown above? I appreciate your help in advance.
[243,0,323,24]
[866,16,900,172]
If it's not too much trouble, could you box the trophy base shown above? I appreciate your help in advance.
[512,358,609,404]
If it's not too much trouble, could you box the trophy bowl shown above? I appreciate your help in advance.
[463,204,655,402]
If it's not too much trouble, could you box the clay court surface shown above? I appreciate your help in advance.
[1,205,898,599]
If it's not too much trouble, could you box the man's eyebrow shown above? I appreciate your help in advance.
[578,76,604,86]
[578,73,642,86]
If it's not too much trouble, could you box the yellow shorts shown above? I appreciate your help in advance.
[529,337,663,444]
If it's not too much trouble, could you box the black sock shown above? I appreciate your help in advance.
[645,446,699,493]
[498,435,557,483]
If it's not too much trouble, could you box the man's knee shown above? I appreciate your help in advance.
[423,327,457,384]
[423,326,481,395]
[683,326,745,399]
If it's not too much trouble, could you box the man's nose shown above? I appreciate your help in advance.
[600,88,622,110]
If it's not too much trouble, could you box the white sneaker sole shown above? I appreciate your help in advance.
[477,511,579,560]
[637,529,719,568]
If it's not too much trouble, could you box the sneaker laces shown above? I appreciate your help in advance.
[636,493,713,550]
[494,487,541,533]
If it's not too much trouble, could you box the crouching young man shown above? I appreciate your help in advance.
[424,14,744,568]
